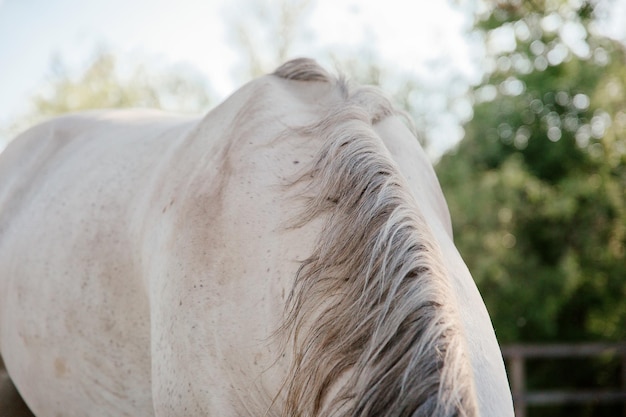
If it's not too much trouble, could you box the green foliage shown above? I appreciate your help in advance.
[1,51,213,144]
[225,0,313,79]
[439,0,626,346]
[438,4,625,414]
[35,51,213,115]
[224,0,466,151]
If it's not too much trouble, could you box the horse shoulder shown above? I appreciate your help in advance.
[143,75,333,416]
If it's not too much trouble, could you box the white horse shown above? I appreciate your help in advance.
[0,58,513,417]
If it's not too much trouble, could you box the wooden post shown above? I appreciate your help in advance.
[621,351,626,417]
[502,343,626,415]
[510,352,526,417]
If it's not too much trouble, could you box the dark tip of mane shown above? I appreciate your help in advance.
[273,58,331,83]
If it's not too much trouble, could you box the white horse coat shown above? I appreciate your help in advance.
[0,59,513,416]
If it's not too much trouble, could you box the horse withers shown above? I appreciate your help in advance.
[0,59,514,416]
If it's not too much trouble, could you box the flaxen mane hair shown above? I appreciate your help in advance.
[273,59,478,417]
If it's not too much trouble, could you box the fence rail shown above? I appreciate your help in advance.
[501,343,626,417]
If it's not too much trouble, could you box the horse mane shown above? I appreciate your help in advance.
[272,59,479,417]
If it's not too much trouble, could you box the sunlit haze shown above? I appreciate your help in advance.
[0,0,624,155]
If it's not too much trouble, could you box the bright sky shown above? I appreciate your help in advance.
[0,0,482,153]
[0,0,624,154]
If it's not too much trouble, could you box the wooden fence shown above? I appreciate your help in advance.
[501,343,626,417]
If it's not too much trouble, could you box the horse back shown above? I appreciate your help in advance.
[0,110,196,416]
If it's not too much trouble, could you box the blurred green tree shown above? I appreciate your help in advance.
[437,1,625,415]
[440,0,625,343]
[1,50,213,144]
[225,0,314,79]
[223,0,473,152]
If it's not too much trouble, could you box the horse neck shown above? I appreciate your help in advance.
[375,118,514,416]
[278,106,481,416]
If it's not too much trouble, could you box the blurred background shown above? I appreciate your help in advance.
[1,0,625,415]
